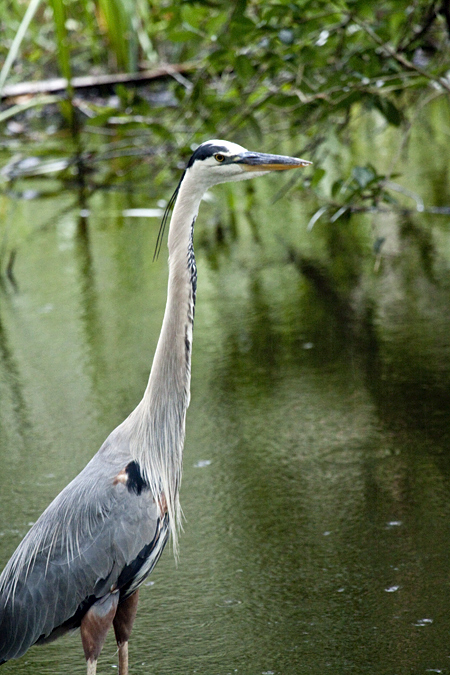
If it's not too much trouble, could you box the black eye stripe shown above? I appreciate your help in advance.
[186,144,230,168]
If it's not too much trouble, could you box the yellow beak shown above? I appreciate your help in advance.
[237,151,312,172]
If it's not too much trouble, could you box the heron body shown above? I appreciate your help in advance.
[0,140,310,673]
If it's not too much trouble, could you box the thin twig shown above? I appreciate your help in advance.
[397,0,439,52]
[353,17,450,95]
[385,89,444,180]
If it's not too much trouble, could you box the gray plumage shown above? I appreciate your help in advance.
[0,140,310,674]
[0,435,168,660]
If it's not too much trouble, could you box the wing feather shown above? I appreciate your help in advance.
[0,440,167,662]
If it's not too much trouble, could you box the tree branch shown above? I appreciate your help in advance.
[0,63,195,100]
[353,17,450,95]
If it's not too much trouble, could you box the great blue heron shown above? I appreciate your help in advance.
[0,140,310,674]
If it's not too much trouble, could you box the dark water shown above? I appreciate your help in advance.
[1,119,450,674]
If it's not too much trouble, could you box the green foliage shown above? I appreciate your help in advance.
[96,0,138,70]
[49,0,71,81]
[0,0,42,95]
[0,0,449,216]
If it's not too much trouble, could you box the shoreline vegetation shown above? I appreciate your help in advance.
[1,1,449,288]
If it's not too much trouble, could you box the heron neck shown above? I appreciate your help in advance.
[121,172,204,553]
[146,173,202,404]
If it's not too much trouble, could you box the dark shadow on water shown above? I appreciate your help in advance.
[0,303,32,449]
[73,204,112,423]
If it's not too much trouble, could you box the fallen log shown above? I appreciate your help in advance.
[0,63,194,100]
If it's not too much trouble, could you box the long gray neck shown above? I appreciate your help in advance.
[120,171,202,554]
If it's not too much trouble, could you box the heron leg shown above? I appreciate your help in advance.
[113,590,139,675]
[86,659,97,675]
[81,592,120,675]
[118,642,129,675]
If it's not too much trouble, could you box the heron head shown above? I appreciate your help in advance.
[154,140,311,259]
[185,139,311,188]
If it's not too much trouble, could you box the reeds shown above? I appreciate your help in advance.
[0,0,43,96]
[0,0,157,94]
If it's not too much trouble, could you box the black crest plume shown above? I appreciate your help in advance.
[153,171,186,261]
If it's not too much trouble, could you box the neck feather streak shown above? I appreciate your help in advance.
[120,176,202,556]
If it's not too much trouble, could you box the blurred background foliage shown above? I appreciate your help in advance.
[1,1,449,161]
[0,0,449,274]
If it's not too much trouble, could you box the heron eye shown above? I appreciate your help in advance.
[214,153,225,163]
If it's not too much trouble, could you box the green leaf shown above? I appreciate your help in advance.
[331,179,345,198]
[270,94,299,108]
[352,166,376,189]
[234,55,254,81]
[228,16,256,41]
[372,95,403,126]
[168,28,198,42]
[310,167,326,189]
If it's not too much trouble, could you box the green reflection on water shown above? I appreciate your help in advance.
[1,109,450,674]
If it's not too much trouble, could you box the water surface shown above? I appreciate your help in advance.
[1,127,450,674]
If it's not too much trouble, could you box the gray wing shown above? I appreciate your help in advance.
[0,437,169,663]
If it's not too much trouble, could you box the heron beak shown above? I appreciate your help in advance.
[236,151,312,172]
